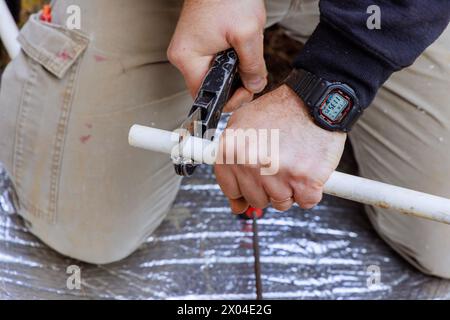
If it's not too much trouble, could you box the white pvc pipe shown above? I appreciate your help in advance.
[0,0,21,59]
[129,125,450,224]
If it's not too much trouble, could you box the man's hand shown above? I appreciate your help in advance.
[215,85,347,213]
[168,0,268,108]
[168,1,345,212]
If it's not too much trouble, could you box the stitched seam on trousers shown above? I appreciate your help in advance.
[48,59,81,224]
[12,60,56,219]
[10,61,26,196]
[11,60,82,221]
[13,59,39,217]
[18,191,48,217]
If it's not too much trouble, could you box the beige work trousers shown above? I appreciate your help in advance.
[0,1,449,277]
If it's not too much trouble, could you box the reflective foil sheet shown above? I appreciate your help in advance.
[1,158,450,299]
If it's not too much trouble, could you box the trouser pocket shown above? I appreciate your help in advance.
[10,13,89,222]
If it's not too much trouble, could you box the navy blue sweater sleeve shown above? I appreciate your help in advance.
[293,1,450,108]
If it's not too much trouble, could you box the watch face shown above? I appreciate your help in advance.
[319,89,353,124]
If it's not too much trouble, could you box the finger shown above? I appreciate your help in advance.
[271,197,295,212]
[230,30,267,93]
[235,168,270,209]
[292,182,323,210]
[223,87,254,113]
[229,197,250,215]
[262,175,295,212]
[215,164,242,200]
[215,164,250,214]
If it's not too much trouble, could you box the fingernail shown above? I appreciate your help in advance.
[247,78,266,93]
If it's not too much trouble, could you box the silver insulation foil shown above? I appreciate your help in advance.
[1,158,450,300]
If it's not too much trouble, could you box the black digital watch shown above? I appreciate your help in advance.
[284,68,363,132]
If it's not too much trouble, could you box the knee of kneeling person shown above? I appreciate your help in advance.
[66,235,142,265]
[413,250,450,280]
[396,228,450,279]
[369,209,450,280]
[28,218,149,265]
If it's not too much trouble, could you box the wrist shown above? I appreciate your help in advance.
[279,84,348,139]
[283,68,362,133]
[278,84,309,116]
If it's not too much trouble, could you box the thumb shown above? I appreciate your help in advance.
[231,32,268,94]
[223,87,254,113]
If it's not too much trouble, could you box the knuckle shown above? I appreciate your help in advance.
[310,192,323,204]
[236,21,261,41]
[290,167,325,191]
[273,202,293,212]
[167,44,184,66]
[307,164,334,184]
[240,61,265,75]
[295,188,323,209]
[305,187,323,202]
[289,166,308,181]
[305,178,325,191]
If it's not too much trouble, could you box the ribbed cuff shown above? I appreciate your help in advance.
[292,21,395,109]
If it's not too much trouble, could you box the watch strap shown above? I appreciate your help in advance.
[284,69,328,107]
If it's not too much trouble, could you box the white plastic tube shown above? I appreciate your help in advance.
[129,125,450,224]
[0,0,20,59]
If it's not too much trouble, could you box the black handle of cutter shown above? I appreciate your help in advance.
[189,48,241,139]
[175,49,241,177]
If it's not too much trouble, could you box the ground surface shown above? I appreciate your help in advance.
[1,12,450,299]
[2,161,450,300]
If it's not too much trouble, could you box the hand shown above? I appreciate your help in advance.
[215,85,347,213]
[168,0,268,109]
